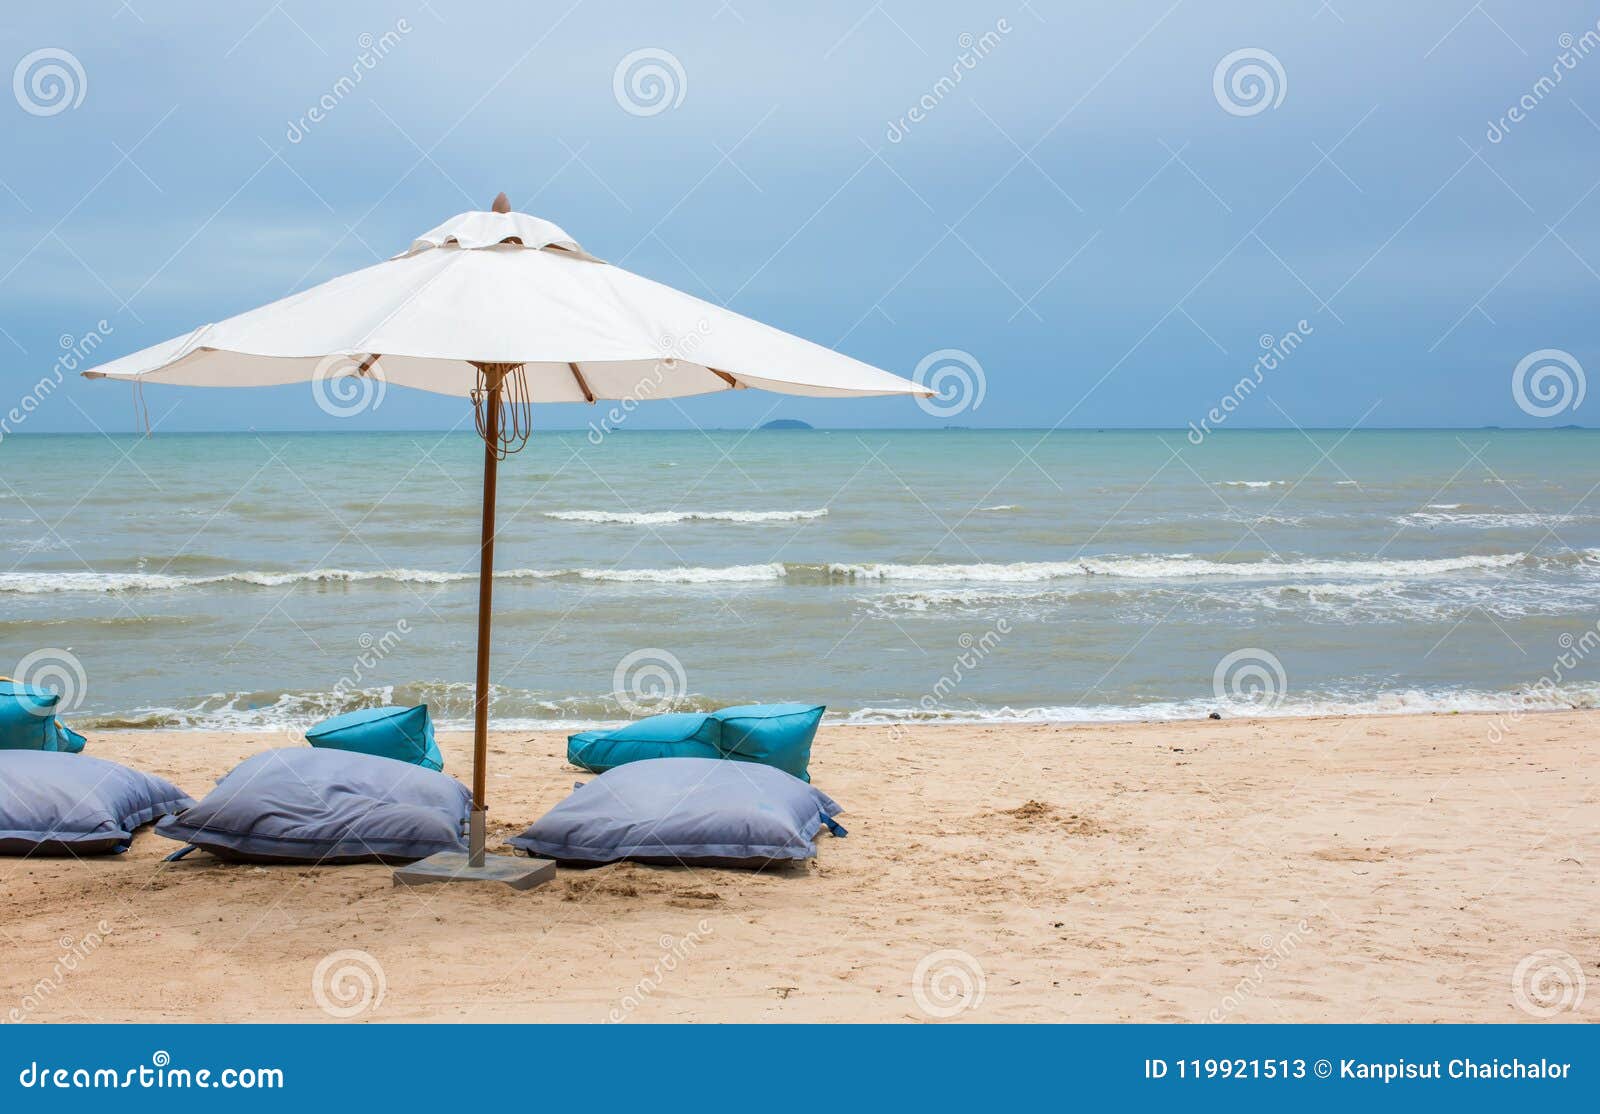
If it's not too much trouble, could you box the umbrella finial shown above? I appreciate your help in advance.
[491,192,510,214]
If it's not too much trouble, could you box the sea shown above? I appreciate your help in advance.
[2,428,1597,732]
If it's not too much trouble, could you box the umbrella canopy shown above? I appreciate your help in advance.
[83,201,925,402]
[82,196,930,884]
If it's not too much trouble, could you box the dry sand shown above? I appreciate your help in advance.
[2,712,1595,1023]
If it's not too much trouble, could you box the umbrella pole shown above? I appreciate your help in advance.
[392,360,552,889]
[468,369,502,868]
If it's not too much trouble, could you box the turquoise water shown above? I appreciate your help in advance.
[2,428,1597,730]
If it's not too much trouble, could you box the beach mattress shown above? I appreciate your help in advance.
[0,750,192,856]
[157,748,468,864]
[510,757,844,869]
[305,704,443,771]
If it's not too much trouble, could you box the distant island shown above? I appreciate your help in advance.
[760,419,813,430]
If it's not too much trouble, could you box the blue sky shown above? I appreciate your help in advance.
[2,1,1597,431]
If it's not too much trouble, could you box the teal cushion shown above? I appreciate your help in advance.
[0,681,86,753]
[305,705,442,771]
[567,705,825,781]
[567,713,721,773]
[712,703,825,782]
[54,723,87,754]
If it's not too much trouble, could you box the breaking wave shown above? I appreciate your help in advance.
[0,563,788,594]
[71,683,723,733]
[543,508,828,525]
[69,681,1600,733]
[1399,511,1583,529]
[842,684,1600,725]
[820,551,1578,583]
[8,550,1596,595]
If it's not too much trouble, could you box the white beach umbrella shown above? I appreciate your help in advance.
[83,194,929,886]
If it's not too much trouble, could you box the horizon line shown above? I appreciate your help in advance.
[3,425,1594,437]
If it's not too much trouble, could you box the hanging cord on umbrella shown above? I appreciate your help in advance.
[131,378,151,437]
[471,362,533,458]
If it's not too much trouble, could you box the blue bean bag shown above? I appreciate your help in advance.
[0,751,191,855]
[0,679,87,753]
[566,704,824,781]
[510,757,844,868]
[711,703,824,782]
[566,712,722,773]
[157,748,468,864]
[305,704,442,770]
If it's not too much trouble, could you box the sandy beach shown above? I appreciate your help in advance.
[2,711,1593,1024]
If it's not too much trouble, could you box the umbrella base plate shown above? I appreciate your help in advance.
[392,851,555,891]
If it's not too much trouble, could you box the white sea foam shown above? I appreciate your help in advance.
[573,563,785,583]
[976,504,1021,512]
[0,571,216,594]
[1218,480,1287,488]
[1276,581,1395,600]
[0,563,787,594]
[74,683,723,734]
[867,575,1597,624]
[4,536,66,554]
[0,568,480,594]
[10,550,1591,595]
[77,682,1600,732]
[843,684,1600,726]
[1400,511,1579,529]
[544,508,827,525]
[868,587,1076,613]
[827,552,1537,583]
